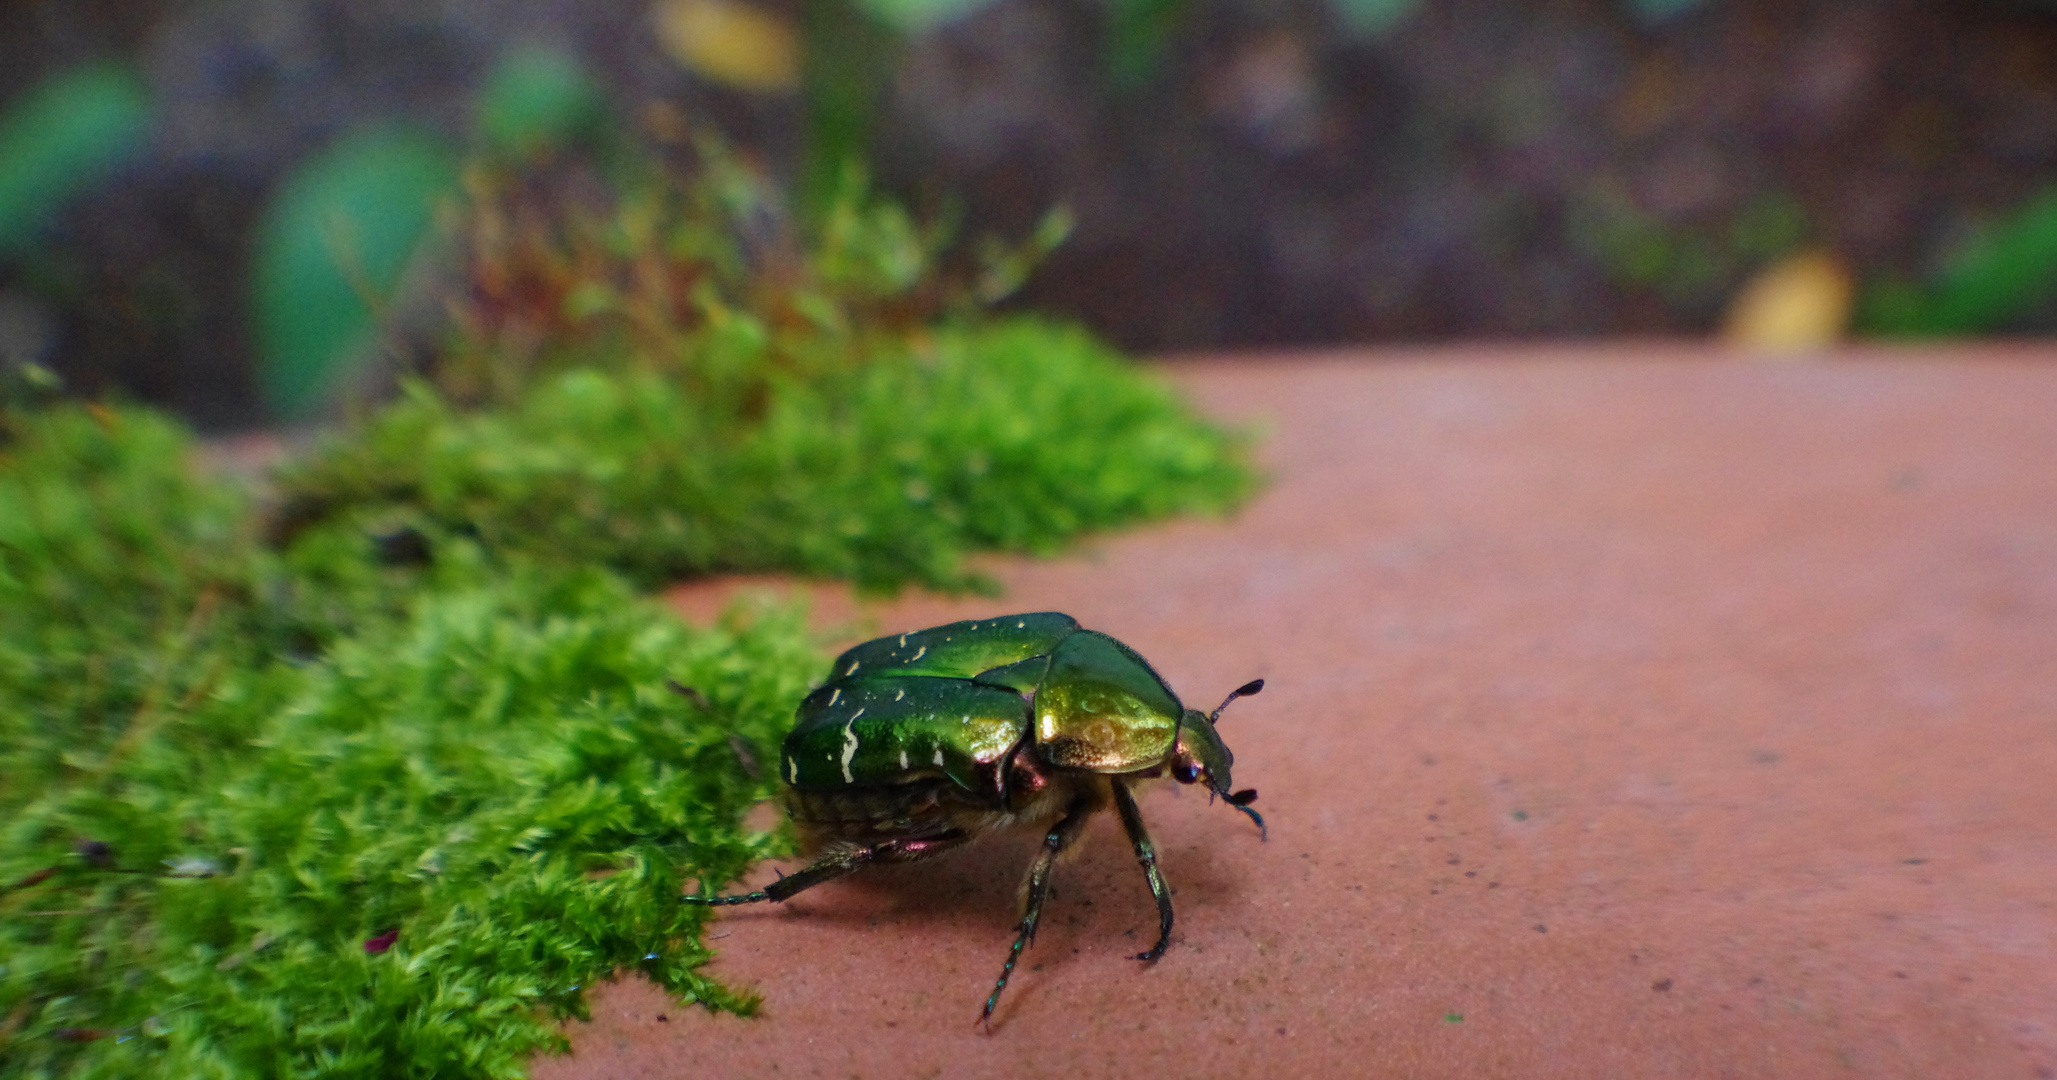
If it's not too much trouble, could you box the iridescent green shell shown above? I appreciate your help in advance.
[824,613,1080,682]
[1031,631,1182,771]
[783,675,1026,790]
[779,612,1190,794]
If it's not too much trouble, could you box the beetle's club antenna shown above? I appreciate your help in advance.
[1208,678,1264,724]
[1203,678,1266,840]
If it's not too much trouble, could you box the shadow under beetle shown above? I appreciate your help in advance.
[684,612,1265,1029]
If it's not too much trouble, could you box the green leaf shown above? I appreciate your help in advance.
[1329,0,1422,38]
[250,127,460,419]
[475,46,604,157]
[1625,0,1706,25]
[851,0,999,31]
[1859,185,2057,337]
[0,61,152,257]
[1106,0,1187,90]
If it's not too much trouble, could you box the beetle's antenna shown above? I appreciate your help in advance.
[1208,679,1264,724]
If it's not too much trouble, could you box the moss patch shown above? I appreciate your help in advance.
[1,405,818,1077]
[278,317,1251,592]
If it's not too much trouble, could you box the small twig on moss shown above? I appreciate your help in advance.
[94,586,223,774]
[0,1000,29,1051]
[3,866,58,893]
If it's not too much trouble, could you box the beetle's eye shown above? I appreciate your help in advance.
[1173,763,1202,784]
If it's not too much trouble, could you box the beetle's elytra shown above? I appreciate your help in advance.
[684,612,1264,1029]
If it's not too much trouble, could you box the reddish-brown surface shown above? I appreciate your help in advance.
[534,344,2057,1079]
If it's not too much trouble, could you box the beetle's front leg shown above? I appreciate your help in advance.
[979,794,1093,1031]
[1111,780,1175,962]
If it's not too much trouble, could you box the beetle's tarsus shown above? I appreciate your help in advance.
[1224,788,1267,840]
[1233,801,1267,840]
[680,889,770,906]
[1112,782,1177,965]
[981,796,1091,1029]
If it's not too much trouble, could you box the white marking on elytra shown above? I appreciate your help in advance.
[899,749,909,769]
[1016,620,1025,628]
[839,709,864,783]
[827,687,841,707]
[933,748,945,766]
[899,634,908,647]
[787,756,798,784]
[845,660,860,676]
[894,688,905,701]
[911,645,926,662]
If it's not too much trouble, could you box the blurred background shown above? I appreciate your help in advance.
[3,0,2055,431]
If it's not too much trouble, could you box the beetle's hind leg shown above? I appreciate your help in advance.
[683,832,967,906]
[979,794,1094,1031]
[681,847,865,906]
[1111,780,1176,962]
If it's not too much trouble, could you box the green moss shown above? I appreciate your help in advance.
[278,317,1251,592]
[0,403,267,782]
[1,405,815,1077]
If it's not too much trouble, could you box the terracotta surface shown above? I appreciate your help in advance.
[535,343,2057,1079]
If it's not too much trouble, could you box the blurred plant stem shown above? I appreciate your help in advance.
[799,0,899,223]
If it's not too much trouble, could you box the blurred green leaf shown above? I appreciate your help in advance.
[799,0,895,219]
[851,0,997,31]
[1860,186,2057,336]
[1329,0,1422,38]
[0,61,152,257]
[1626,0,1707,25]
[1106,0,1187,90]
[476,46,603,157]
[1855,276,1927,336]
[1728,191,1808,262]
[251,127,460,419]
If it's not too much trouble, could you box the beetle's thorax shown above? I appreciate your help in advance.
[1170,709,1236,796]
[1023,631,1184,773]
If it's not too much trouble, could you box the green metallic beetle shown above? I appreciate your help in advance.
[684,611,1265,1028]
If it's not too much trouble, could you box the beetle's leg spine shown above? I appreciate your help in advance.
[979,795,1091,1032]
[681,844,877,906]
[681,889,771,906]
[1111,781,1175,963]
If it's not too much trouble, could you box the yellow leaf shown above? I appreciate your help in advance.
[1721,250,1854,354]
[653,0,802,94]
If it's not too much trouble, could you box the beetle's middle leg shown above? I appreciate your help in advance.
[978,794,1093,1030]
[1111,779,1175,962]
[683,831,967,906]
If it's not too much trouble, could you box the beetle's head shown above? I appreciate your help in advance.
[1171,679,1265,839]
